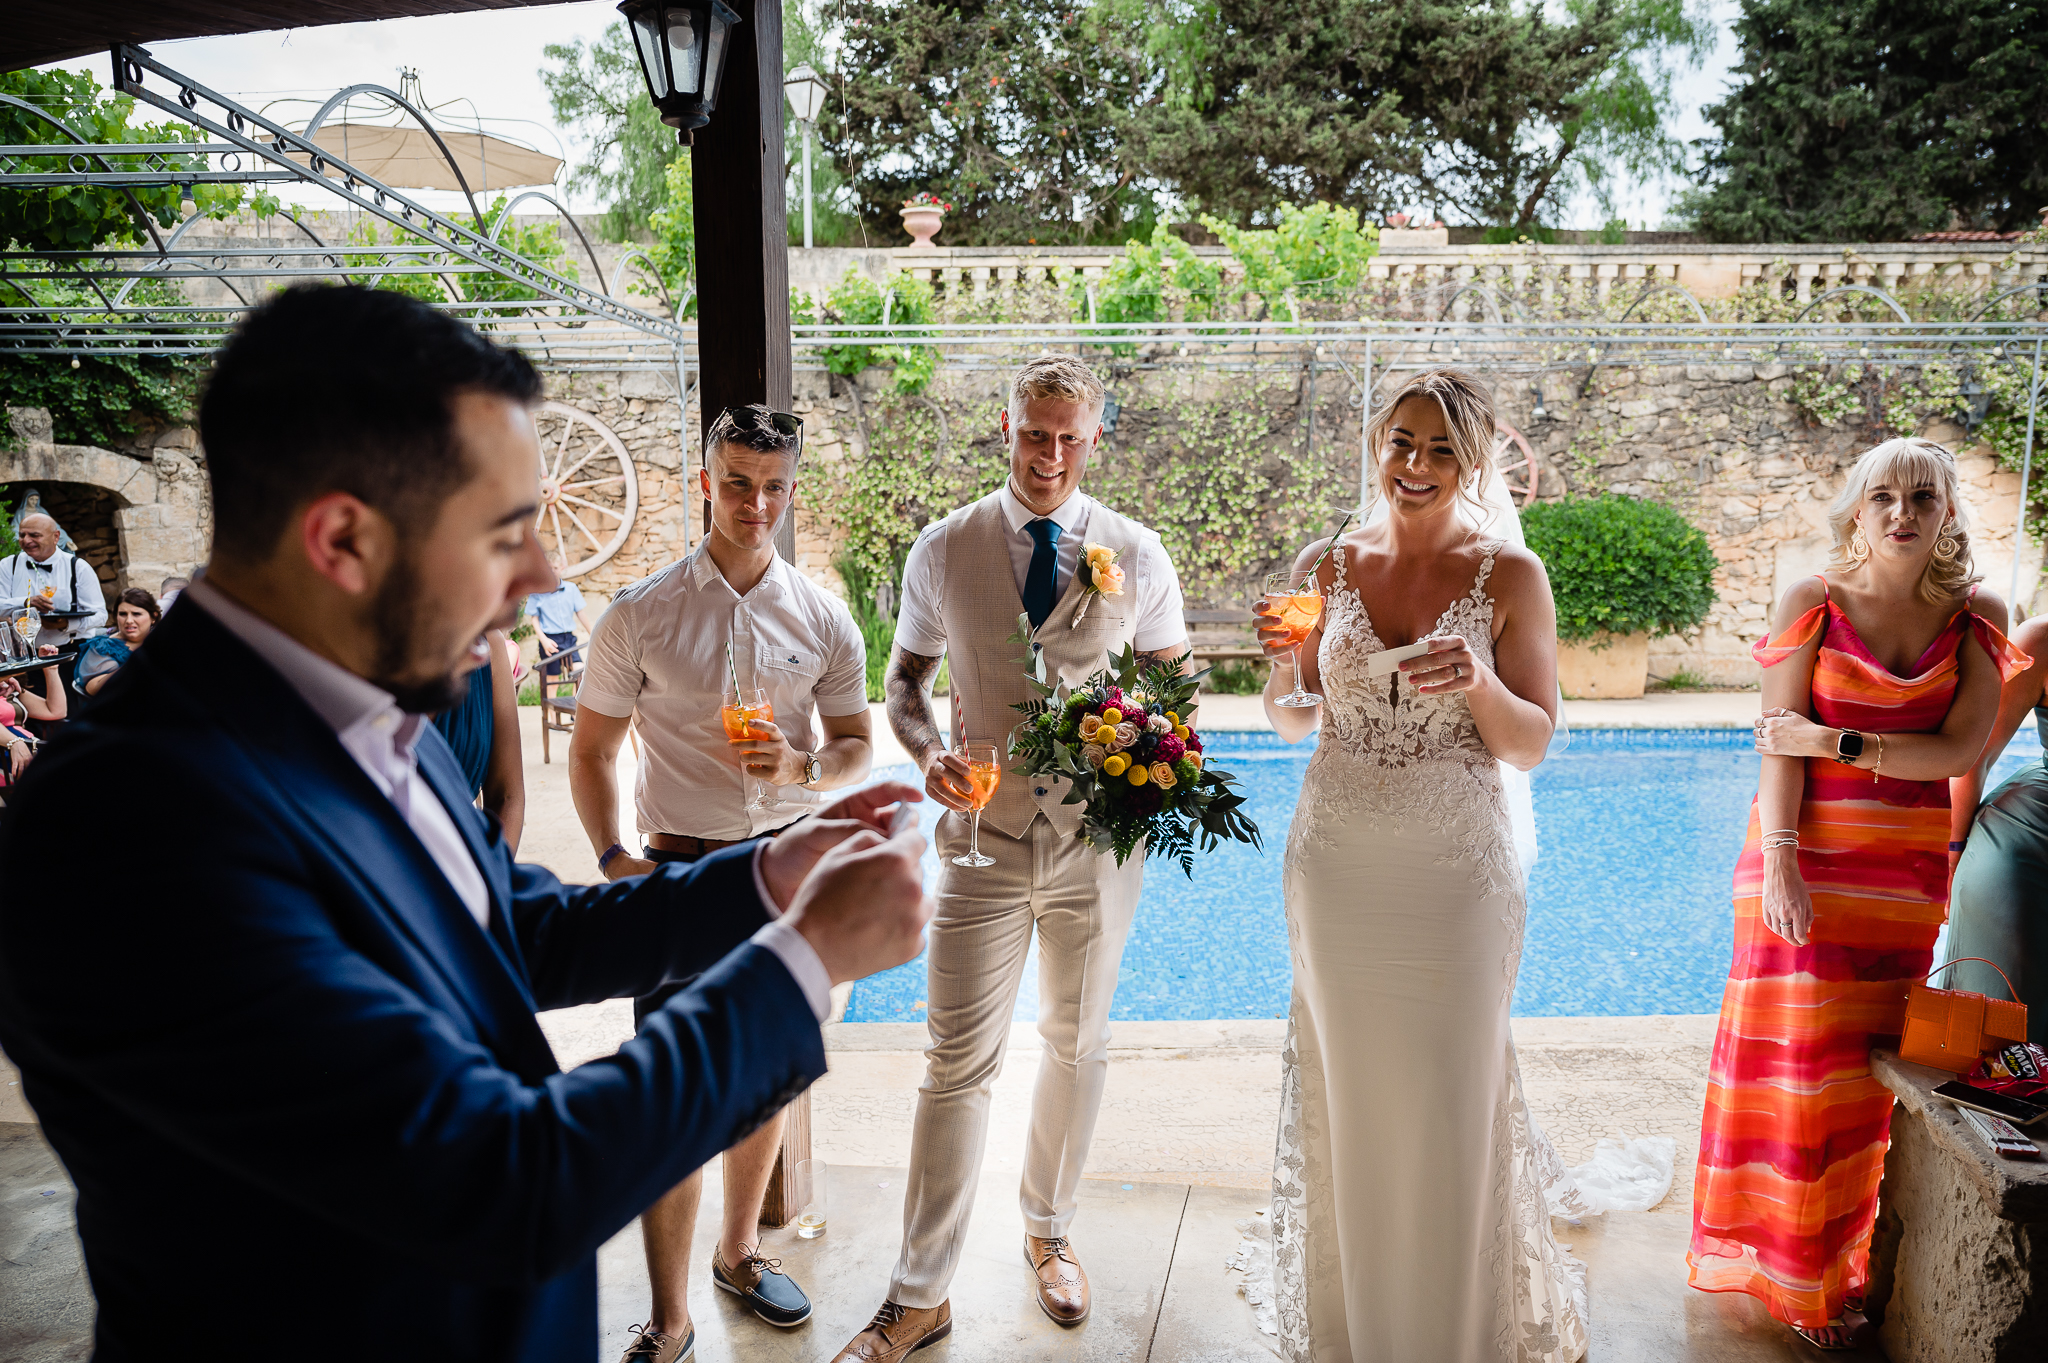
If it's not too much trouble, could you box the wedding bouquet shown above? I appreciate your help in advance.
[1008,622,1261,874]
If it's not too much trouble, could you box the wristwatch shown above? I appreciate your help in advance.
[801,751,822,786]
[1835,728,1866,764]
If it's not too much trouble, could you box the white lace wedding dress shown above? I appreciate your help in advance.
[1271,540,1590,1363]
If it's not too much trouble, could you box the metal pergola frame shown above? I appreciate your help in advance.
[5,47,2047,595]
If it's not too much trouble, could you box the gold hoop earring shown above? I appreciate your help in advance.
[1849,526,1870,563]
[1933,523,1962,563]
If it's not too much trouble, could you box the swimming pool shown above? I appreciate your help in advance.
[844,724,2045,1023]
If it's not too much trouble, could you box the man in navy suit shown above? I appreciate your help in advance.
[0,285,932,1362]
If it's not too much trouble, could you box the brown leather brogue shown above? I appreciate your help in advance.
[829,1299,952,1362]
[1024,1233,1090,1324]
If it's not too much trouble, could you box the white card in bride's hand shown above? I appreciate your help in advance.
[1367,639,1436,678]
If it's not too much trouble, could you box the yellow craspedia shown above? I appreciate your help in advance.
[1103,754,1129,776]
[1165,711,1179,725]
[1127,763,1150,786]
[1173,725,1190,740]
[1100,707,1122,725]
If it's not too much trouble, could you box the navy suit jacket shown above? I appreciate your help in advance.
[0,600,827,1361]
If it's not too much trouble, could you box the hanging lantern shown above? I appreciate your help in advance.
[619,0,742,139]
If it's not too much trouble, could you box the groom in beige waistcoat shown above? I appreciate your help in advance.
[829,356,1188,1361]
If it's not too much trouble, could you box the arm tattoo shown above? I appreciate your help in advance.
[886,646,946,768]
[1135,644,1193,673]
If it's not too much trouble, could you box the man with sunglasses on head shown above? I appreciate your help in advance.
[571,403,872,1363]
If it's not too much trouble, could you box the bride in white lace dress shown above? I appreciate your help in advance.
[1254,368,1589,1362]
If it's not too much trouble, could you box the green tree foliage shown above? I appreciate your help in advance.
[1198,203,1380,317]
[822,0,1159,244]
[813,268,938,392]
[1,67,264,250]
[1067,223,1222,350]
[1683,0,2048,241]
[541,23,684,240]
[1522,493,1719,641]
[645,156,696,309]
[1121,0,1708,230]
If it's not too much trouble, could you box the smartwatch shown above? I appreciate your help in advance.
[1835,729,1866,764]
[801,751,822,786]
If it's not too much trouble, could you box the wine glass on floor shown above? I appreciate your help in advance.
[721,687,781,811]
[1263,569,1325,708]
[952,741,1001,867]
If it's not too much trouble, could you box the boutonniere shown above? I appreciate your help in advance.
[1072,542,1125,628]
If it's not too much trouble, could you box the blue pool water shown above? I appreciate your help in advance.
[844,725,2045,1024]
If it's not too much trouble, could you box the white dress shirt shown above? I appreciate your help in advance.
[578,541,869,840]
[893,484,1186,657]
[0,548,109,638]
[185,579,835,1019]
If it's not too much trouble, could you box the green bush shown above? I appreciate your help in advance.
[833,553,896,702]
[1522,493,1718,643]
[1203,658,1269,695]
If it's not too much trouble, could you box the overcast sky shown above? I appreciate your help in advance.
[37,0,1744,231]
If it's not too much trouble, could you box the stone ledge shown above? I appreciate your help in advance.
[1873,1049,2048,1223]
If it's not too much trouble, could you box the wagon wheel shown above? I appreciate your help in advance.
[1493,421,1540,506]
[533,401,639,577]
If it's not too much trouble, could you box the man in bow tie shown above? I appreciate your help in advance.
[828,356,1188,1362]
[1,511,108,645]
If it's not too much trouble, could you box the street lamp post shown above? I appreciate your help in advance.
[783,64,828,249]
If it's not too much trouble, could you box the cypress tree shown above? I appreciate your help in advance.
[1689,0,2048,241]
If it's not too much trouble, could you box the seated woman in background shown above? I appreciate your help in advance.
[1944,613,2048,1042]
[430,628,525,851]
[1691,437,2027,1351]
[75,589,159,698]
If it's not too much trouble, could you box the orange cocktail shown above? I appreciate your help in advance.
[1262,570,1326,709]
[722,688,779,809]
[953,742,1001,867]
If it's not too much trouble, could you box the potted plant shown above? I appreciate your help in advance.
[1522,493,1719,699]
[900,191,953,247]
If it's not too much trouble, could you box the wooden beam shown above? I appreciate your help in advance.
[690,0,811,1224]
[691,0,798,564]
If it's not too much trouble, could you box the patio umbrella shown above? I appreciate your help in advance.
[267,123,562,192]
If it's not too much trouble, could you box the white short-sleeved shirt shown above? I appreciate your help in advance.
[893,484,1186,657]
[578,543,869,839]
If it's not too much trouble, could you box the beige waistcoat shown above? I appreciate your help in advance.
[936,492,1148,840]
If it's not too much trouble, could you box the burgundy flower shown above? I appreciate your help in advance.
[1132,784,1164,816]
[1184,729,1204,753]
[1154,734,1186,762]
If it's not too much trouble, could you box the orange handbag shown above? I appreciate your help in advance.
[1900,957,2029,1072]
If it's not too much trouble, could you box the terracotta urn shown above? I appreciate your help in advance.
[902,204,945,247]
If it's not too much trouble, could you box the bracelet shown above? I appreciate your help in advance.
[1869,732,1885,782]
[597,842,628,872]
[1762,828,1799,839]
[1949,840,1968,852]
[1762,836,1799,852]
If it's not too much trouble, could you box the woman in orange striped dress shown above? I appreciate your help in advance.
[1688,438,2028,1350]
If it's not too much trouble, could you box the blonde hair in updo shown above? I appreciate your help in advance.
[1827,437,1981,604]
[1363,367,1498,518]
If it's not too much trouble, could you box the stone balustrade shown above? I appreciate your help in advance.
[790,238,2048,309]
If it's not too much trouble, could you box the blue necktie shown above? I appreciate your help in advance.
[1023,518,1062,629]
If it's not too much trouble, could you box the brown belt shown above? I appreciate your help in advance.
[647,825,794,855]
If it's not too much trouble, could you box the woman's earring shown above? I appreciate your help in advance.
[1849,525,1870,563]
[1934,523,1962,563]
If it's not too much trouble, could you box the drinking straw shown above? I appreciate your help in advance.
[1302,509,1356,579]
[725,641,743,705]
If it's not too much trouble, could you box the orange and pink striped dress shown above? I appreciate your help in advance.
[1687,581,2028,1327]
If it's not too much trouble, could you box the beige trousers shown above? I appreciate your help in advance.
[886,811,1144,1308]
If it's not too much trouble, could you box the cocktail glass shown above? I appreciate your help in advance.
[1263,570,1325,708]
[12,612,38,658]
[951,741,1001,867]
[721,688,781,811]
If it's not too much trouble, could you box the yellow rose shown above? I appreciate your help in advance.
[1097,563,1126,596]
[1127,762,1150,786]
[1103,753,1129,776]
[1084,543,1116,571]
[1189,751,1204,769]
[1150,762,1177,789]
[1079,715,1102,741]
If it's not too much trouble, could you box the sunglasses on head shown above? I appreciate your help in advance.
[713,405,804,447]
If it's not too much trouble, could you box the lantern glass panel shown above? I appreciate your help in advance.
[628,8,671,99]
[664,7,705,94]
[702,6,733,104]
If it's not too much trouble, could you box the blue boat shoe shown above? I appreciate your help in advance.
[712,1244,813,1328]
